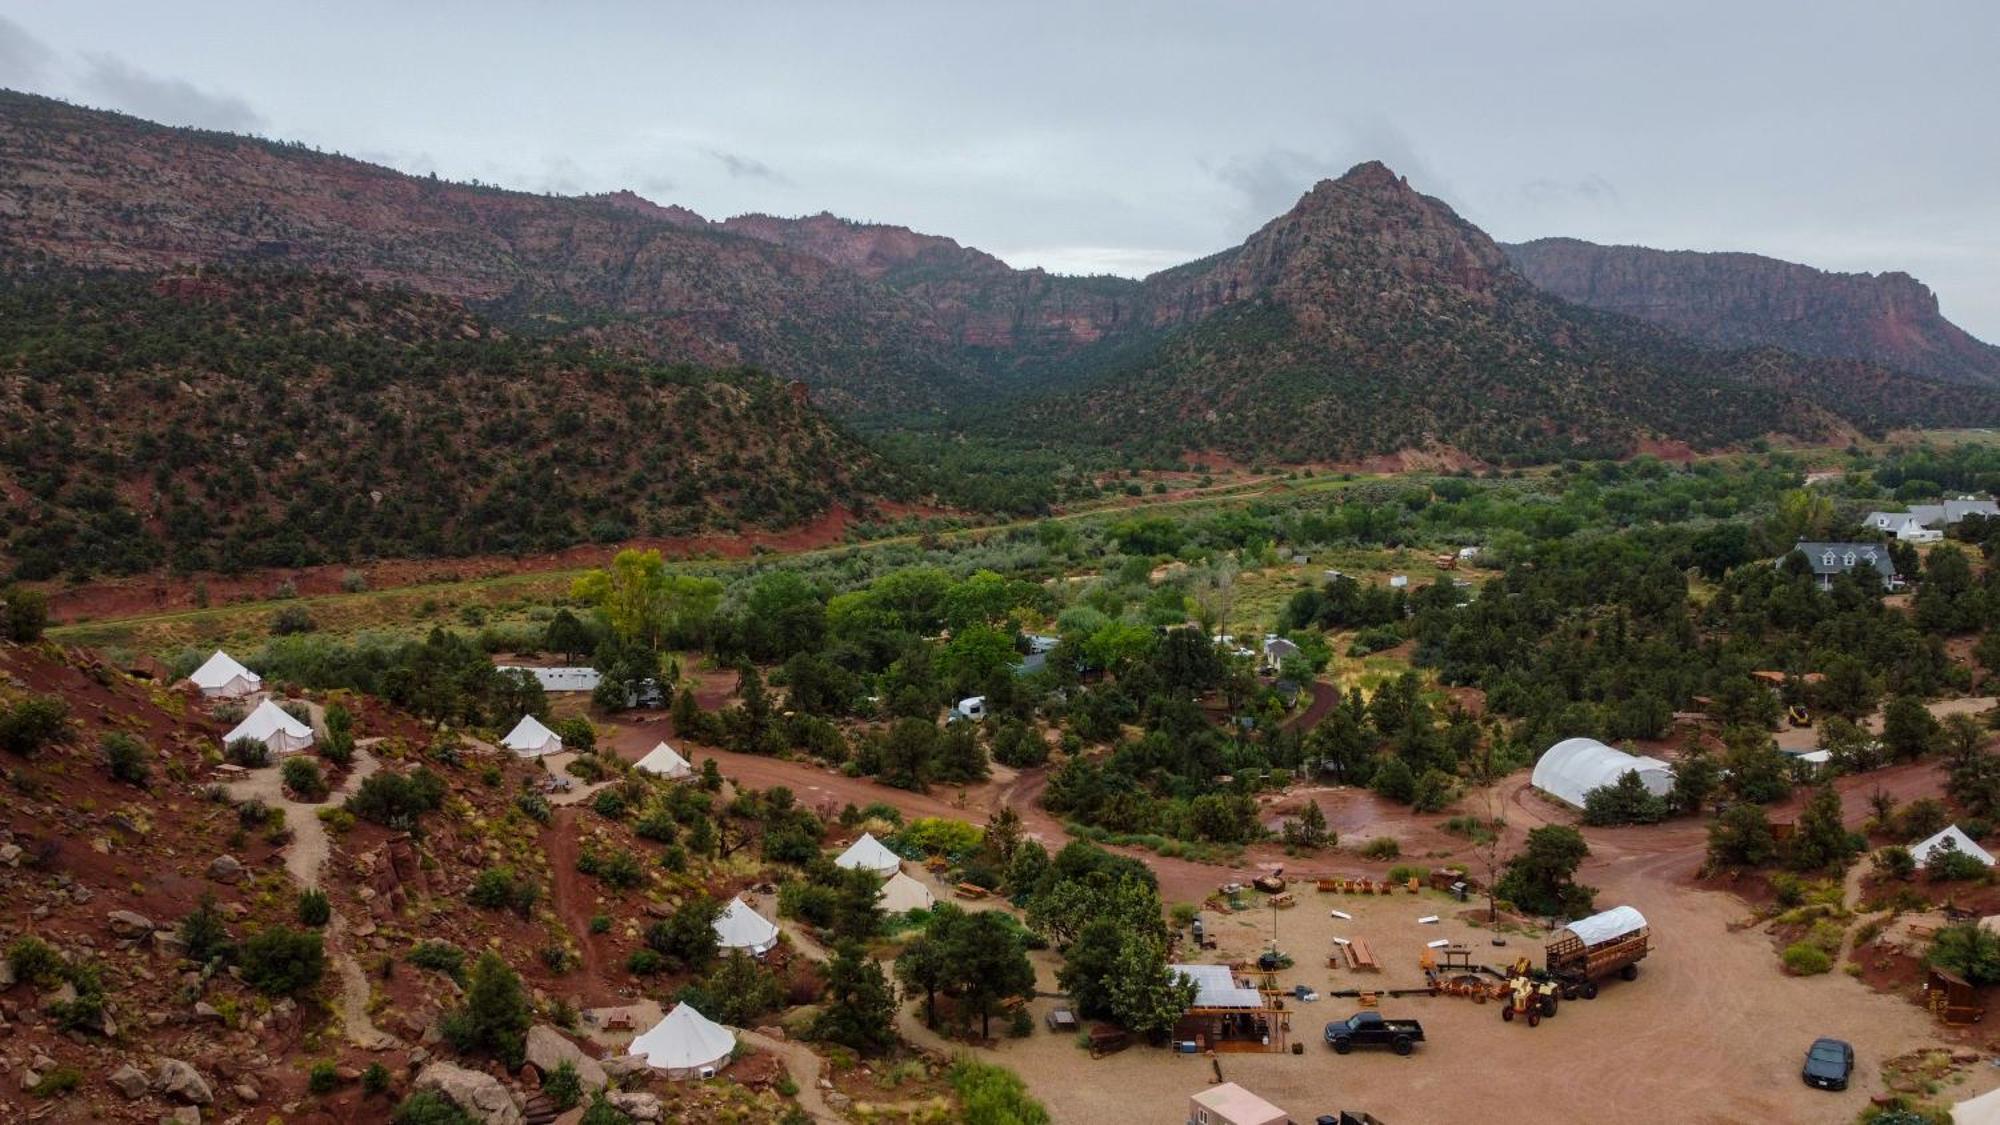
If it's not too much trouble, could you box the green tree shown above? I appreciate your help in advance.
[1929,922,2000,985]
[1707,803,1779,869]
[239,925,326,997]
[102,732,150,786]
[1787,782,1858,872]
[1667,750,1720,815]
[1582,770,1669,826]
[645,895,722,971]
[544,608,595,663]
[2,585,50,643]
[1495,825,1594,917]
[570,549,720,651]
[813,941,898,1055]
[1281,799,1331,849]
[179,893,233,965]
[1881,696,1940,762]
[443,952,532,1064]
[1105,934,1197,1040]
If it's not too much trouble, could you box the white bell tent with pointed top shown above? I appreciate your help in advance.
[635,741,694,780]
[224,699,314,754]
[833,832,901,876]
[712,896,780,956]
[630,1002,736,1079]
[190,650,261,698]
[1912,825,1996,869]
[500,714,562,757]
[877,870,935,914]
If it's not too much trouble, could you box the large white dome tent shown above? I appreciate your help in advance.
[1531,737,1673,810]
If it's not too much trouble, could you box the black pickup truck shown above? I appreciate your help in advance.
[1324,1012,1425,1055]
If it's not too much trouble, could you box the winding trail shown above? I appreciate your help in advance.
[223,730,397,1050]
[737,1029,843,1125]
[545,807,618,1005]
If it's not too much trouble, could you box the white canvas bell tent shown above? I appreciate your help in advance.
[877,870,935,914]
[712,897,780,956]
[1912,825,1996,869]
[190,650,261,698]
[834,832,901,876]
[224,699,314,754]
[630,1002,736,1079]
[1530,738,1674,810]
[500,715,562,757]
[635,742,694,780]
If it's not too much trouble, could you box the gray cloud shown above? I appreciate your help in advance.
[0,15,53,88]
[77,52,263,132]
[703,147,786,183]
[1519,174,1620,210]
[1207,120,1452,235]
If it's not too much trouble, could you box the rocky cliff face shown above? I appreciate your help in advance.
[1504,238,2000,387]
[0,91,971,412]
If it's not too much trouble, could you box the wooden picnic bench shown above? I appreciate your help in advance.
[954,882,989,900]
[1344,939,1380,972]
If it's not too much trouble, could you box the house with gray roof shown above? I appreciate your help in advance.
[1865,497,2000,536]
[1790,541,1900,591]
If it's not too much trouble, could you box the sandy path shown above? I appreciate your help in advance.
[737,1029,844,1124]
[545,808,619,1006]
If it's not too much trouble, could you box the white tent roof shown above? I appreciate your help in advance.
[1562,905,1648,947]
[1171,964,1264,1009]
[712,897,779,954]
[1530,738,1674,809]
[635,742,693,779]
[224,699,312,747]
[1955,1084,2000,1125]
[496,665,602,692]
[834,832,900,874]
[877,870,936,914]
[630,1003,735,1076]
[1912,825,1996,868]
[500,714,562,755]
[190,650,260,692]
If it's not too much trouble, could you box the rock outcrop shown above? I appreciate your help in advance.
[524,1024,607,1090]
[155,1057,214,1105]
[1505,237,2000,387]
[412,1061,524,1125]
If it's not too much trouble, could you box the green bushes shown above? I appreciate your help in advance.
[224,736,271,768]
[2,585,50,642]
[178,894,233,965]
[1359,836,1400,860]
[543,1060,583,1111]
[442,952,533,1065]
[1925,839,1991,883]
[1582,770,1670,826]
[282,756,329,801]
[0,694,69,755]
[948,1058,1050,1125]
[1928,922,2000,985]
[345,767,446,829]
[5,936,64,986]
[297,888,331,927]
[29,1065,83,1098]
[393,1090,481,1125]
[308,1060,339,1094]
[102,732,150,786]
[362,1062,390,1096]
[469,867,539,917]
[240,926,326,997]
[409,941,468,981]
[1781,942,1833,975]
[1873,846,1917,881]
[576,846,644,889]
[514,791,553,825]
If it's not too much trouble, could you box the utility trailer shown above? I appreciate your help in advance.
[1545,905,1650,999]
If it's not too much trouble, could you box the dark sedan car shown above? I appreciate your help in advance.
[1802,1037,1854,1091]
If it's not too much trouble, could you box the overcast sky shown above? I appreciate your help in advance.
[4,2,1996,338]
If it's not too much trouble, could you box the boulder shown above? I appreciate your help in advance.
[411,1061,523,1125]
[523,1025,606,1091]
[194,1002,224,1023]
[600,1055,650,1080]
[20,1068,41,1092]
[233,1081,260,1103]
[0,843,22,866]
[156,1057,214,1105]
[108,910,156,939]
[108,1062,150,1099]
[607,1090,662,1122]
[207,856,243,884]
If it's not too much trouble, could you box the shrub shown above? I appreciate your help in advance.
[282,756,329,801]
[544,1060,583,1111]
[1928,922,2000,985]
[1582,770,1670,826]
[0,695,69,755]
[1782,942,1832,975]
[225,736,271,768]
[361,1062,390,1096]
[393,1090,481,1125]
[345,768,446,829]
[589,914,611,934]
[514,791,553,825]
[1359,836,1401,860]
[1926,839,1991,883]
[239,925,326,997]
[409,941,469,980]
[29,1065,82,1098]
[297,888,332,927]
[626,948,666,975]
[341,571,370,594]
[578,846,643,889]
[178,895,233,965]
[592,789,627,820]
[271,606,318,636]
[2,584,50,642]
[102,733,151,786]
[1873,846,1917,881]
[552,717,596,751]
[5,936,64,986]
[308,1060,339,1094]
[441,952,532,1065]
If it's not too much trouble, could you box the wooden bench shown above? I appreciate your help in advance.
[954,882,989,900]
[1345,939,1380,972]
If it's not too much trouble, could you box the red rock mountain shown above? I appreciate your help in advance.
[1504,238,2000,387]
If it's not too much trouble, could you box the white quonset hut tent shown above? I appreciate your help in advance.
[224,699,314,754]
[635,742,693,780]
[1911,825,1996,869]
[877,870,935,914]
[500,715,562,757]
[190,651,261,698]
[1531,738,1674,810]
[630,1003,735,1080]
[834,832,901,876]
[712,897,779,956]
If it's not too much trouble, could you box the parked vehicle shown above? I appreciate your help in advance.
[1544,905,1650,998]
[1801,1038,1854,1091]
[1323,1012,1424,1055]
